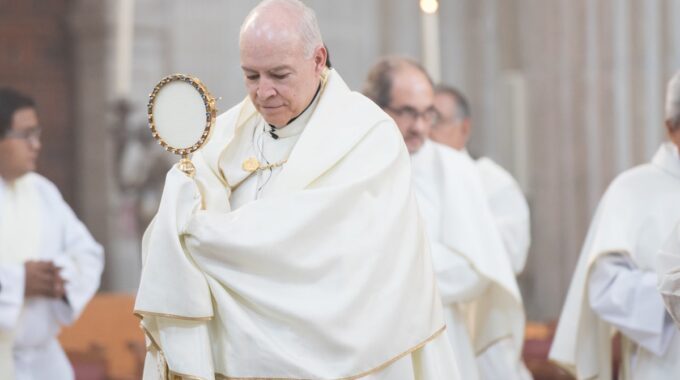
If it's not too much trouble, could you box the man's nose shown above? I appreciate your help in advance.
[257,78,276,99]
[29,137,41,151]
[412,115,429,134]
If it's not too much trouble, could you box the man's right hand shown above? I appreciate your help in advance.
[24,260,65,299]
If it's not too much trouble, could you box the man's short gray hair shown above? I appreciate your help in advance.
[363,56,433,109]
[241,0,323,58]
[435,85,471,120]
[666,71,680,132]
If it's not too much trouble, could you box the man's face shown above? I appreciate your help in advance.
[387,67,437,154]
[0,107,41,180]
[240,27,325,128]
[430,92,469,151]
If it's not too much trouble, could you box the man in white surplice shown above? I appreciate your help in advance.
[134,1,461,379]
[364,57,531,380]
[430,86,530,275]
[549,71,680,379]
[0,88,104,380]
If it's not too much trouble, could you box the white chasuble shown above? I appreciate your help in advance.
[410,141,529,380]
[475,156,531,275]
[0,173,104,380]
[658,222,680,328]
[550,142,680,380]
[135,70,461,380]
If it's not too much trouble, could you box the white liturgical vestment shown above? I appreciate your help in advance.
[475,156,530,275]
[550,142,680,380]
[135,69,461,380]
[411,141,530,380]
[658,221,680,328]
[0,173,104,380]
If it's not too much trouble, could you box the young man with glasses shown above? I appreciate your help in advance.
[364,57,531,380]
[0,87,103,379]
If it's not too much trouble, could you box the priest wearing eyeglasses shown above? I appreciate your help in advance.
[0,87,104,379]
[364,57,531,380]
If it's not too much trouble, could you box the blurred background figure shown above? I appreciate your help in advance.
[431,85,531,275]
[549,71,680,380]
[0,88,104,379]
[364,56,531,380]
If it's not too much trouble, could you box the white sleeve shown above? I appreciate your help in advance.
[0,263,25,331]
[657,223,680,328]
[49,196,104,326]
[588,253,675,355]
[659,269,680,328]
[430,241,490,304]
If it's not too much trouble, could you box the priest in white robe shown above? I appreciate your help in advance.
[0,88,104,380]
[658,222,680,328]
[364,57,531,380]
[430,85,530,275]
[549,71,680,379]
[134,1,461,379]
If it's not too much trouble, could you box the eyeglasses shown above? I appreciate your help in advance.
[3,127,42,143]
[385,105,440,126]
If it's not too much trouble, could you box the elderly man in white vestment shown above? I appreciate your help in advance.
[430,86,530,275]
[363,57,531,380]
[0,88,104,380]
[550,71,680,379]
[134,1,461,379]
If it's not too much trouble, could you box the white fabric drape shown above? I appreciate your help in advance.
[135,70,460,379]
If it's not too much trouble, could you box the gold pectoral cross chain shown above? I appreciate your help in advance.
[241,156,287,173]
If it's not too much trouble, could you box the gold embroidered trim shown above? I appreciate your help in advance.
[133,310,213,321]
[474,333,514,355]
[170,370,209,380]
[139,322,161,350]
[213,325,447,380]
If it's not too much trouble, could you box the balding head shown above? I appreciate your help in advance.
[364,57,437,154]
[239,0,327,128]
[240,0,323,58]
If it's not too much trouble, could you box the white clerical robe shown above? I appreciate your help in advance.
[550,142,680,380]
[135,69,461,380]
[0,173,104,380]
[411,140,530,380]
[658,222,680,328]
[474,156,530,275]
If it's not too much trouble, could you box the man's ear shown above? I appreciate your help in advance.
[313,45,328,73]
[461,119,472,142]
[665,119,676,136]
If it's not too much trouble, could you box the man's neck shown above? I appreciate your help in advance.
[270,82,322,129]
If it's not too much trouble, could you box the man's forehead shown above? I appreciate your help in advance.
[242,64,295,73]
[12,108,39,128]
